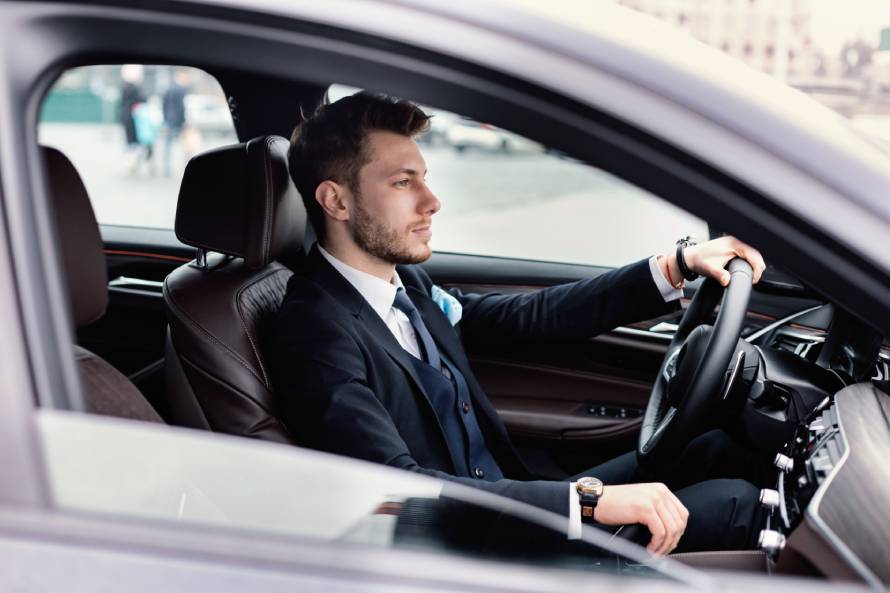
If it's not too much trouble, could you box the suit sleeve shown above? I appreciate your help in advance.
[449,258,678,345]
[272,311,569,517]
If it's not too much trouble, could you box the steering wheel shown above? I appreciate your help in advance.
[636,258,754,467]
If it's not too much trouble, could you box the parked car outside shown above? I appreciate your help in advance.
[446,118,544,153]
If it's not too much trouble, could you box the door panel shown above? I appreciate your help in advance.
[75,226,194,419]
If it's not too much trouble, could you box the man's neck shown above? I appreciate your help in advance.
[321,240,396,283]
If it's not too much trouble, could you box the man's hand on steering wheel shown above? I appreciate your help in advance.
[659,235,766,287]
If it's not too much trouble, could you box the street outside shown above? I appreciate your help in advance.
[39,122,707,267]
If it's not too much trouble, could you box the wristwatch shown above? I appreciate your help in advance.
[675,236,699,282]
[576,476,604,522]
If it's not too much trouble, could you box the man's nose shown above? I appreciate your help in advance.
[420,182,441,215]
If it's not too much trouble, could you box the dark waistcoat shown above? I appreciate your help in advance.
[405,350,503,481]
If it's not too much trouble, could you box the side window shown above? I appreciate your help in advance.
[330,84,708,267]
[38,65,238,229]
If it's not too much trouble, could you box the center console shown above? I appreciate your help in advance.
[756,397,843,557]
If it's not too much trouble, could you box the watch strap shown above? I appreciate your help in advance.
[675,237,699,281]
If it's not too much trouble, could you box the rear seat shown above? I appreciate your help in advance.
[44,145,163,423]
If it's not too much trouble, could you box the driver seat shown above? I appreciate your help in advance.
[163,135,305,443]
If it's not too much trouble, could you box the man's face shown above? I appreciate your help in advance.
[348,130,440,265]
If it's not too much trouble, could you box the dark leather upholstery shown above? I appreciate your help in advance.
[163,135,304,443]
[75,346,163,422]
[175,135,306,270]
[44,146,162,424]
[45,146,107,327]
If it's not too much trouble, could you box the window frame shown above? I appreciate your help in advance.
[1,0,886,517]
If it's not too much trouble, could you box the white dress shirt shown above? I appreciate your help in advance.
[319,246,682,540]
[319,246,425,359]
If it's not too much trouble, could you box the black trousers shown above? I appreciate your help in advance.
[569,429,774,553]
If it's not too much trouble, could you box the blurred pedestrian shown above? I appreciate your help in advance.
[119,64,145,150]
[162,68,191,177]
[131,100,160,175]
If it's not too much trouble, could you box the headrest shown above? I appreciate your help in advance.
[43,146,108,329]
[175,135,306,269]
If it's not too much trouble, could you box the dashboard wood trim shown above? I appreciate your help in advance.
[802,383,889,587]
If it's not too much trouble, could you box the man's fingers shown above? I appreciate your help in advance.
[701,261,732,287]
[662,498,686,553]
[730,238,766,284]
[744,247,767,284]
[654,500,682,555]
[644,508,668,555]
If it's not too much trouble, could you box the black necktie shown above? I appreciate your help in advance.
[393,289,441,370]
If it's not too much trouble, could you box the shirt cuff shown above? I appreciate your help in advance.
[649,255,683,302]
[568,482,582,540]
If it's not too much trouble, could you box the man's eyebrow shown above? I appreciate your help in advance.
[386,167,428,177]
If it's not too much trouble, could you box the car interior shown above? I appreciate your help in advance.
[18,8,890,587]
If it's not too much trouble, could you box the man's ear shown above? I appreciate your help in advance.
[315,180,350,222]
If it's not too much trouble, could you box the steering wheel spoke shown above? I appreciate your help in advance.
[640,405,677,455]
[661,344,682,384]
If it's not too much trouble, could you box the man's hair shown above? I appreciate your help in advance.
[288,91,431,242]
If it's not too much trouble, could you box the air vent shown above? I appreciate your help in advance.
[770,328,824,360]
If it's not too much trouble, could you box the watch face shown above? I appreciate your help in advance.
[577,477,603,494]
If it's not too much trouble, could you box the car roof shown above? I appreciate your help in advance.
[172,0,890,276]
[189,0,889,202]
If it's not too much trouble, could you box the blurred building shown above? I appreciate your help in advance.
[615,0,890,116]
[616,0,817,80]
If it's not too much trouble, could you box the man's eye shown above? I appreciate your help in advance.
[394,179,410,188]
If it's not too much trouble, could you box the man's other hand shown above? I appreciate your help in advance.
[660,236,766,288]
[594,483,689,555]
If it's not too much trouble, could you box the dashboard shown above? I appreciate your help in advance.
[744,302,890,587]
[759,383,890,587]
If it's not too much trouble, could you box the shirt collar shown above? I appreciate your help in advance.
[318,245,404,321]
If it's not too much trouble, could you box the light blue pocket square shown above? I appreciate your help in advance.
[431,285,462,326]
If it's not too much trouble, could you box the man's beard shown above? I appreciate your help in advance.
[351,194,430,265]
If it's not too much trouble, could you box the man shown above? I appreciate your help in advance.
[272,92,769,555]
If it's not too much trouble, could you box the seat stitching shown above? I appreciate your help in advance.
[234,265,291,388]
[180,352,282,419]
[164,279,266,384]
[261,136,276,264]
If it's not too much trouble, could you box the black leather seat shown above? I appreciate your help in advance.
[44,146,163,423]
[163,135,305,443]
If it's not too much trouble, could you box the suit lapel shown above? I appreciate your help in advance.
[407,286,470,374]
[304,248,435,415]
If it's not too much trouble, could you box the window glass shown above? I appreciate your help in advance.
[37,410,657,574]
[329,84,707,267]
[38,65,238,229]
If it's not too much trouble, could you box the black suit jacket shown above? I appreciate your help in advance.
[271,247,677,517]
